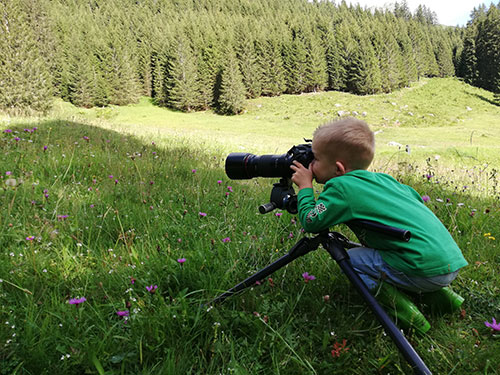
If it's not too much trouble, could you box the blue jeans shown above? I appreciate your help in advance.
[348,247,459,293]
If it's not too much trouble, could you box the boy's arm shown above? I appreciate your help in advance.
[296,182,351,233]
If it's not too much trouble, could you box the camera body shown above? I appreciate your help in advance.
[225,143,313,214]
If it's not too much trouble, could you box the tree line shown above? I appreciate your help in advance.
[0,0,479,115]
[457,2,500,101]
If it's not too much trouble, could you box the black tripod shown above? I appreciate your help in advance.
[209,221,432,375]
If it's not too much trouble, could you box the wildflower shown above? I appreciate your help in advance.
[116,310,129,317]
[57,215,69,221]
[14,137,20,142]
[275,212,282,217]
[5,171,11,176]
[302,272,316,283]
[222,237,231,243]
[288,232,294,239]
[421,195,430,202]
[26,236,35,241]
[90,204,94,208]
[225,192,230,196]
[331,339,349,358]
[217,180,222,185]
[69,297,87,305]
[83,136,89,142]
[177,258,186,264]
[227,186,233,192]
[199,212,207,217]
[192,169,197,173]
[426,174,433,180]
[146,285,158,293]
[108,175,113,179]
[485,318,500,331]
[323,295,330,302]
[43,145,48,151]
[114,179,118,184]
[4,129,12,133]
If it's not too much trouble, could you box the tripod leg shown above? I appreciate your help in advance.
[208,236,321,306]
[322,235,432,375]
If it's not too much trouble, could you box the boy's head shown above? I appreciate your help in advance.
[311,118,374,182]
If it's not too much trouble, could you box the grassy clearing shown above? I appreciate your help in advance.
[0,78,499,374]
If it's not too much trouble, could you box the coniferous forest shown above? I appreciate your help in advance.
[1,0,499,115]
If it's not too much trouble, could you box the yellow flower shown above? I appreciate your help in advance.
[488,236,495,241]
[483,233,491,237]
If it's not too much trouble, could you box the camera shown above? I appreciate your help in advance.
[225,143,313,180]
[225,143,313,214]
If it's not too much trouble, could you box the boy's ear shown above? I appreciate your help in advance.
[335,161,347,176]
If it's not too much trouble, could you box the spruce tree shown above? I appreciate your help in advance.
[215,49,246,115]
[0,0,53,114]
[165,34,200,112]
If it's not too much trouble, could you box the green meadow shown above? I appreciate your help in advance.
[1,77,499,374]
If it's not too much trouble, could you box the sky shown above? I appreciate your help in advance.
[345,0,496,26]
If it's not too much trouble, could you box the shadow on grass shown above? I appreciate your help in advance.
[464,90,500,107]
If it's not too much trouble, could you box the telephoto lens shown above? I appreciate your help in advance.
[225,144,313,180]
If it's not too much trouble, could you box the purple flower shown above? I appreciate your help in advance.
[422,195,430,202]
[69,297,87,305]
[217,180,222,185]
[177,258,186,264]
[199,212,207,217]
[43,145,48,151]
[5,171,11,176]
[275,212,282,217]
[116,310,129,317]
[485,318,500,331]
[222,237,231,243]
[192,169,197,173]
[83,136,89,141]
[114,179,119,184]
[108,175,113,179]
[57,215,69,221]
[288,232,294,239]
[90,204,95,208]
[426,174,433,180]
[4,129,12,133]
[14,137,20,142]
[302,272,316,283]
[26,236,35,241]
[146,285,158,293]
[227,186,233,192]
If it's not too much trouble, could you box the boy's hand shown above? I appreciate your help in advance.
[290,161,313,190]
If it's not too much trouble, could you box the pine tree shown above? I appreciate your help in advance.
[235,22,262,98]
[165,34,200,111]
[0,0,53,114]
[256,36,286,96]
[282,28,308,94]
[215,49,246,115]
[475,4,500,92]
[304,31,328,92]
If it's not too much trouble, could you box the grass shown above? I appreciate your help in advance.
[0,77,499,374]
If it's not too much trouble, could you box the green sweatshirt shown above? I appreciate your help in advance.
[297,169,468,277]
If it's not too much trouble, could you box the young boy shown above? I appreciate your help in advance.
[290,118,468,333]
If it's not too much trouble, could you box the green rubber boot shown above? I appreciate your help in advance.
[375,283,431,335]
[420,287,464,315]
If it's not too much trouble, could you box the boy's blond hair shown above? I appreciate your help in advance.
[313,118,375,170]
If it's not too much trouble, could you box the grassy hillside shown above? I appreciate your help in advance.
[44,77,500,167]
[0,78,499,374]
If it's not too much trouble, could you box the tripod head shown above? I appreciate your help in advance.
[258,178,298,214]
